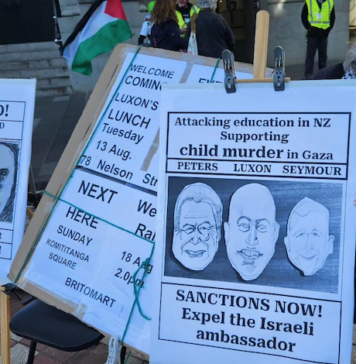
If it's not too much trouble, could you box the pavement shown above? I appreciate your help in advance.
[5,60,353,363]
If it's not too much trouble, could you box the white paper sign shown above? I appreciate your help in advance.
[22,54,187,354]
[0,79,35,284]
[151,81,356,364]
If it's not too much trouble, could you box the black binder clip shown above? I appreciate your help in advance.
[222,50,236,93]
[273,46,285,91]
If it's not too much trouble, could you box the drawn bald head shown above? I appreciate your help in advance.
[224,183,280,281]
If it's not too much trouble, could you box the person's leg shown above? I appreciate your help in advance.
[318,37,328,70]
[305,37,318,79]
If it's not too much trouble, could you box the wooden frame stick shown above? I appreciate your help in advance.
[233,77,291,84]
[0,286,11,364]
[26,208,34,219]
[233,10,290,86]
[253,10,270,80]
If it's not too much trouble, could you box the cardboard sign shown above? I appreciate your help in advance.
[151,81,356,364]
[9,45,265,355]
[0,79,35,285]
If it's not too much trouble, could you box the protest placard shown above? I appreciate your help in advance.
[0,79,35,285]
[9,44,265,355]
[151,80,356,364]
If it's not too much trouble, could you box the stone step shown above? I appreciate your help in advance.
[36,76,72,89]
[0,58,68,72]
[36,85,73,97]
[0,41,72,97]
[0,67,69,79]
[0,41,60,54]
[1,49,64,63]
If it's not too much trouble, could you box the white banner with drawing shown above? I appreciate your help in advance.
[0,79,35,284]
[151,81,356,364]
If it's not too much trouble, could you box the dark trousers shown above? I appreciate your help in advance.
[304,37,328,78]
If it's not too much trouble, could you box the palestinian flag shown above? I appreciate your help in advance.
[61,0,132,76]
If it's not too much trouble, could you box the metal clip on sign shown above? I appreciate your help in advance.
[222,50,236,93]
[273,46,286,91]
[222,45,288,94]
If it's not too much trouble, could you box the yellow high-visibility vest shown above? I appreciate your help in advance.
[306,0,334,29]
[176,5,200,30]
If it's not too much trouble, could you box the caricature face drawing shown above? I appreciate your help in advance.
[284,198,334,276]
[224,184,280,281]
[0,144,15,217]
[173,183,223,271]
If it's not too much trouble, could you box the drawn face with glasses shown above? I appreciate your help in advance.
[0,144,15,217]
[173,183,222,271]
[225,184,280,281]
